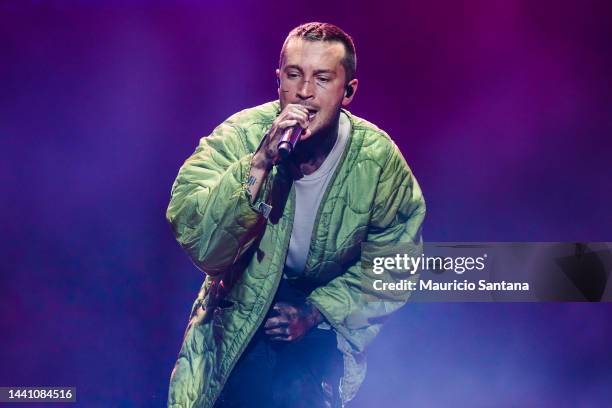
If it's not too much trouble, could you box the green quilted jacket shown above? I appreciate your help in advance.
[166,100,426,407]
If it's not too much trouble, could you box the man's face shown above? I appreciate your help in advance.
[277,38,355,140]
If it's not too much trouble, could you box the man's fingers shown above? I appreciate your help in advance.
[265,327,289,336]
[280,114,309,130]
[274,305,299,320]
[287,104,309,118]
[279,110,310,130]
[276,119,299,131]
[264,317,288,329]
[269,334,299,342]
[269,335,292,342]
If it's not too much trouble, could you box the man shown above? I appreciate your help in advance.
[167,22,425,407]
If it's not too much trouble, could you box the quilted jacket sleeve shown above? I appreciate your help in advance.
[307,143,426,352]
[166,120,270,277]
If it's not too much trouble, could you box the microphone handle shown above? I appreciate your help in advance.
[277,125,303,159]
[277,112,315,160]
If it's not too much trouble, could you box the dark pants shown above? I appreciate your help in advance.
[215,279,343,408]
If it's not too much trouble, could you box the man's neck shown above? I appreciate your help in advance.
[291,114,340,176]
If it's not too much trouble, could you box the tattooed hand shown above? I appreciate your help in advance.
[246,104,310,204]
[253,104,311,170]
[263,301,324,342]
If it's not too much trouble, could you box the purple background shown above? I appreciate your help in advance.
[1,1,611,406]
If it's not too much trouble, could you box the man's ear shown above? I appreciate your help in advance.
[342,78,358,107]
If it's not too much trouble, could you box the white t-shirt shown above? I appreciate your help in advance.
[284,112,350,276]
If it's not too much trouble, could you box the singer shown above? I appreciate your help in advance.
[167,22,425,408]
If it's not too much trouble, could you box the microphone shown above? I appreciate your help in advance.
[277,112,315,160]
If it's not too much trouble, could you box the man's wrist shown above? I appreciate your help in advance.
[252,151,272,171]
[304,300,324,326]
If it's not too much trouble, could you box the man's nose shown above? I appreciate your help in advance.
[296,79,314,100]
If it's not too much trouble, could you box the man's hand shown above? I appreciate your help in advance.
[252,104,312,171]
[264,301,324,342]
[246,104,311,203]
